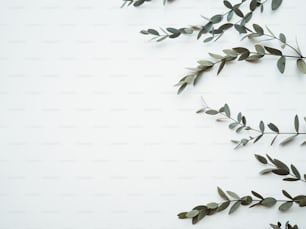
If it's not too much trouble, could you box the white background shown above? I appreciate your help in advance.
[0,0,306,228]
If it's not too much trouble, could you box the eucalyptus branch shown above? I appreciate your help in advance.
[255,154,306,182]
[197,101,306,148]
[175,24,306,94]
[140,0,283,42]
[241,24,304,58]
[270,222,299,229]
[121,0,173,7]
[178,187,306,225]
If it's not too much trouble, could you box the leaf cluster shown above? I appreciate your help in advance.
[140,0,283,42]
[197,102,306,148]
[175,24,306,94]
[255,154,306,182]
[178,187,306,225]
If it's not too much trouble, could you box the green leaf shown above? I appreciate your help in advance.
[217,201,230,212]
[251,191,264,200]
[197,60,214,66]
[177,83,187,94]
[255,154,268,164]
[223,49,238,57]
[272,169,290,175]
[279,201,293,212]
[273,159,289,171]
[249,0,257,11]
[268,123,279,133]
[203,36,214,43]
[238,51,250,61]
[253,24,264,35]
[210,14,223,24]
[277,56,286,73]
[272,0,283,10]
[218,187,229,201]
[133,0,145,7]
[186,210,199,218]
[177,212,188,219]
[261,197,277,207]
[283,177,299,181]
[209,53,224,60]
[217,60,226,75]
[206,202,218,209]
[147,29,160,36]
[227,190,240,199]
[294,115,299,132]
[233,47,249,53]
[282,190,293,200]
[246,54,262,62]
[227,10,234,21]
[264,46,282,56]
[166,27,180,34]
[223,104,231,118]
[270,223,281,229]
[233,7,244,17]
[270,135,278,145]
[259,121,265,133]
[279,33,286,48]
[255,44,265,55]
[196,209,207,221]
[223,0,233,9]
[218,23,233,31]
[237,112,242,122]
[229,201,241,214]
[234,24,247,34]
[254,134,263,143]
[241,12,252,25]
[297,59,306,74]
[260,168,274,175]
[291,164,301,179]
[169,32,180,39]
[205,110,219,115]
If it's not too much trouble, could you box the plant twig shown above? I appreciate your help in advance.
[196,100,306,148]
[141,0,282,42]
[255,154,306,182]
[178,187,306,225]
[175,24,306,94]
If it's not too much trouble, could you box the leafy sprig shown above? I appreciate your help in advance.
[270,222,299,229]
[121,0,172,7]
[141,0,283,42]
[178,187,306,225]
[175,24,306,94]
[255,154,306,182]
[197,101,306,148]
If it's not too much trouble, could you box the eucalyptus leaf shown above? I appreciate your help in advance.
[279,201,293,212]
[297,59,306,74]
[272,0,283,10]
[261,197,277,207]
[229,201,241,214]
[277,56,286,73]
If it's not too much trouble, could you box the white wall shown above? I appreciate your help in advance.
[0,0,305,228]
